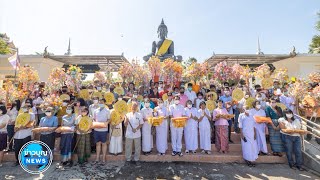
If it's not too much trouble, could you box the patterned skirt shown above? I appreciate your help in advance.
[267,119,285,153]
[77,133,91,163]
[215,125,229,152]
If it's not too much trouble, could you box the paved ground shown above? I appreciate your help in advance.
[0,161,319,180]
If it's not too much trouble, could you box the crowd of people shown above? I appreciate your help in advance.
[0,79,318,171]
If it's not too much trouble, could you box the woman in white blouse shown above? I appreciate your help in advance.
[279,109,304,171]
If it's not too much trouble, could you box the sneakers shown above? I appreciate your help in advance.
[171,151,177,156]
[192,151,197,154]
[178,152,183,157]
[206,151,211,155]
[185,150,189,154]
[201,150,205,154]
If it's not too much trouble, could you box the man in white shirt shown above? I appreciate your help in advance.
[169,96,186,157]
[93,99,110,163]
[184,83,197,105]
[124,102,144,163]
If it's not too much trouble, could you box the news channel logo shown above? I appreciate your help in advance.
[18,140,53,174]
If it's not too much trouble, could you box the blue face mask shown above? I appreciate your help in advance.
[188,87,192,91]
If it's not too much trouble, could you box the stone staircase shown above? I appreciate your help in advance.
[3,132,287,164]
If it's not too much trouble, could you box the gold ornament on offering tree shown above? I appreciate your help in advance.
[171,117,188,128]
[232,88,244,102]
[110,110,122,126]
[162,93,168,101]
[261,78,273,89]
[114,100,128,115]
[114,87,124,95]
[206,92,218,101]
[148,116,164,126]
[15,113,31,128]
[206,100,216,111]
[276,103,287,111]
[92,91,103,99]
[78,116,92,132]
[245,97,256,109]
[79,89,90,100]
[60,94,70,101]
[104,92,115,105]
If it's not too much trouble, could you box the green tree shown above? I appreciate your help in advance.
[309,12,320,53]
[0,39,11,54]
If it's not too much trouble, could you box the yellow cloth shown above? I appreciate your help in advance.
[157,39,172,56]
[57,106,67,126]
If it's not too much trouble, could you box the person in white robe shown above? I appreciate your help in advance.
[194,92,205,109]
[198,101,212,154]
[109,112,123,155]
[169,96,186,157]
[250,100,268,155]
[239,106,258,167]
[155,99,169,155]
[141,98,154,155]
[184,100,199,154]
[280,89,296,114]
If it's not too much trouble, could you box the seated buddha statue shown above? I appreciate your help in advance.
[143,19,182,62]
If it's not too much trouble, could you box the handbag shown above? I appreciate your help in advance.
[112,128,122,137]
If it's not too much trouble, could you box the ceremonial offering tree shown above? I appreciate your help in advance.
[162,58,183,86]
[254,63,271,79]
[212,61,238,85]
[289,79,308,101]
[66,65,82,93]
[184,62,208,82]
[94,71,106,84]
[272,68,289,84]
[118,62,134,82]
[148,56,162,82]
[308,72,320,83]
[47,67,67,93]
[17,65,39,92]
[133,62,150,85]
[0,88,5,101]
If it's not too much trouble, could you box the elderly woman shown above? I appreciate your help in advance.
[39,107,58,150]
[279,109,304,171]
[60,105,75,166]
[198,101,212,154]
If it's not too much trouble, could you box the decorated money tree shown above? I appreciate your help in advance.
[47,67,67,93]
[254,63,271,79]
[133,62,150,86]
[17,65,39,92]
[148,56,162,82]
[272,68,289,85]
[162,58,183,86]
[65,65,82,93]
[94,71,106,84]
[118,62,134,82]
[212,61,239,85]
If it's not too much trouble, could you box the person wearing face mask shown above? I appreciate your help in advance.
[154,99,169,155]
[239,106,258,167]
[198,101,212,154]
[184,100,199,154]
[0,104,10,167]
[164,92,174,108]
[140,95,155,110]
[184,83,197,105]
[255,93,267,110]
[250,101,268,155]
[269,81,281,97]
[74,98,86,117]
[89,97,100,118]
[279,109,304,171]
[39,107,58,150]
[213,100,229,153]
[169,96,186,157]
[194,92,205,109]
[55,100,70,152]
[60,105,76,166]
[75,108,92,164]
[280,88,296,114]
[140,99,154,155]
[225,101,234,143]
[13,105,35,166]
[265,97,285,157]
[178,87,188,107]
[93,99,110,163]
[124,102,144,164]
[219,88,232,108]
[6,100,20,152]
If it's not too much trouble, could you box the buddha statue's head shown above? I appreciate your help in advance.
[157,19,168,40]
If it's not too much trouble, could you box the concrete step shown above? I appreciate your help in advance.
[3,150,286,164]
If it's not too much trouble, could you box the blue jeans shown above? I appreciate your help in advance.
[282,134,303,168]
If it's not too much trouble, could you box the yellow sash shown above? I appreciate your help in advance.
[157,39,172,56]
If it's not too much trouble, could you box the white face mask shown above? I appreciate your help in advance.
[118,98,122,101]
[225,91,230,96]
[174,100,180,105]
[286,114,293,119]
[45,112,52,116]
[145,103,150,108]
[158,103,164,108]
[62,102,68,107]
[93,100,99,104]
[66,109,72,114]
[245,110,250,114]
[256,105,261,109]
[133,95,137,98]
[245,95,249,99]
[99,104,105,108]
[187,104,192,108]
[256,97,262,101]
[97,87,102,91]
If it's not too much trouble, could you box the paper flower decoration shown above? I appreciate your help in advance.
[47,67,67,92]
[110,110,122,126]
[272,68,289,83]
[212,61,235,84]
[162,58,183,84]
[94,71,106,84]
[66,65,82,93]
[118,62,134,82]
[113,100,128,116]
[308,72,320,83]
[289,79,308,100]
[254,63,271,79]
[0,88,6,101]
[184,62,206,82]
[17,65,39,92]
[44,94,62,107]
[133,62,151,85]
[148,56,162,78]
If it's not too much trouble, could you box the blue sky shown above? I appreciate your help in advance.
[0,0,319,62]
